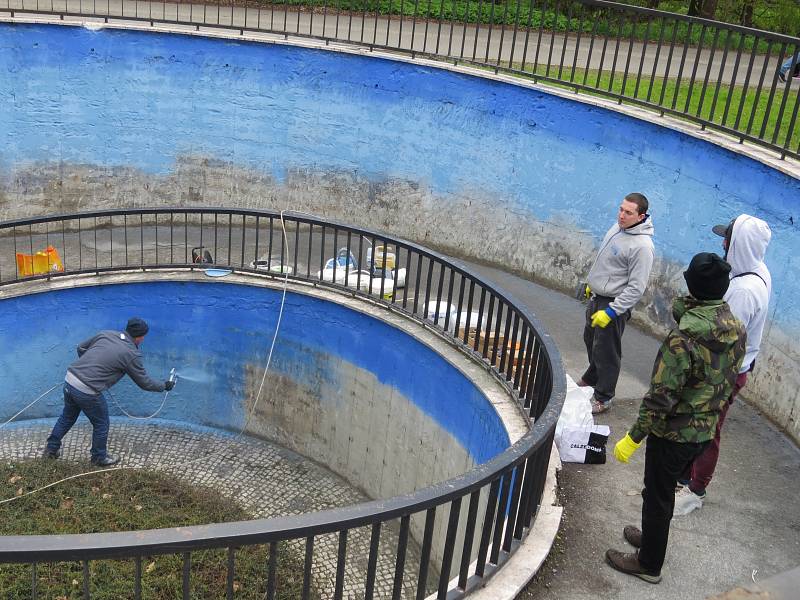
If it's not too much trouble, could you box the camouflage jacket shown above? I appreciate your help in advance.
[629,296,746,444]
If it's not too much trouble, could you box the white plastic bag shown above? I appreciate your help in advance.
[555,377,611,464]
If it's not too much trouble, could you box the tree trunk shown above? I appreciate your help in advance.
[688,0,718,20]
[741,0,754,28]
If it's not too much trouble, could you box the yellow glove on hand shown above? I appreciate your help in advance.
[584,284,592,300]
[613,433,642,464]
[590,309,612,328]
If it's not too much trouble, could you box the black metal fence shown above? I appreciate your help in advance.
[1,0,798,159]
[0,208,566,599]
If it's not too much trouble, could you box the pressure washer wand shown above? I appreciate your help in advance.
[168,368,177,387]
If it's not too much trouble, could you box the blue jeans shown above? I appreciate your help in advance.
[46,383,110,461]
[779,52,800,80]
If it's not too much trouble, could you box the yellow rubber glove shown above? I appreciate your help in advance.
[584,284,592,300]
[590,309,612,328]
[614,433,642,464]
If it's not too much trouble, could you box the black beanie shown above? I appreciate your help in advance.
[126,317,149,338]
[683,253,731,300]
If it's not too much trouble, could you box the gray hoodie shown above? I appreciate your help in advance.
[587,217,655,315]
[724,214,772,373]
[66,330,165,394]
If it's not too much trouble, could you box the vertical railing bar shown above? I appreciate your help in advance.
[606,9,625,94]
[226,547,235,600]
[443,268,455,331]
[379,240,388,299]
[475,477,501,576]
[368,235,377,296]
[758,42,785,140]
[306,223,313,279]
[134,556,142,600]
[423,257,434,323]
[457,489,482,590]
[416,507,437,600]
[481,294,495,359]
[634,15,652,99]
[436,498,463,598]
[433,262,446,327]
[619,11,639,101]
[532,0,547,75]
[695,26,721,120]
[302,536,314,600]
[733,39,759,133]
[745,42,773,136]
[646,16,666,104]
[473,287,486,351]
[519,332,536,407]
[569,3,586,84]
[507,0,522,70]
[266,541,278,600]
[780,50,800,156]
[364,523,382,600]
[483,0,496,65]
[671,21,694,111]
[454,275,467,342]
[332,228,339,286]
[495,0,511,68]
[334,529,348,600]
[582,4,600,87]
[594,7,611,89]
[402,245,412,309]
[513,323,528,390]
[182,552,191,600]
[503,463,526,550]
[320,226,327,281]
[519,0,535,74]
[413,253,424,315]
[515,455,538,536]
[472,0,484,61]
[722,33,746,128]
[489,471,512,564]
[708,28,733,126]
[496,303,511,373]
[543,0,559,78]
[392,515,411,600]
[504,313,520,381]
[82,560,90,599]
[556,0,572,79]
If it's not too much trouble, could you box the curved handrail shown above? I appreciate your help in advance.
[0,208,566,598]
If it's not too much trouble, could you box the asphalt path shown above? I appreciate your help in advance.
[2,0,793,86]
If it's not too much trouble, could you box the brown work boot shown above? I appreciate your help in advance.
[623,525,642,548]
[605,549,661,583]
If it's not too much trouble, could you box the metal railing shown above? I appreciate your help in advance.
[1,0,798,159]
[0,208,566,599]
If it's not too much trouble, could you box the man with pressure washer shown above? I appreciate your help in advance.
[43,318,175,467]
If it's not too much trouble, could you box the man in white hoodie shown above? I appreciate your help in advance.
[580,193,655,414]
[674,214,772,516]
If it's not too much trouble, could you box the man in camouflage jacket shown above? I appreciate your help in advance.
[605,253,746,584]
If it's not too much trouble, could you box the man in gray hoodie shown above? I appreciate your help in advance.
[674,214,772,515]
[579,193,655,414]
[43,317,175,466]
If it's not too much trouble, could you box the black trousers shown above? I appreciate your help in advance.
[639,435,708,574]
[581,295,629,402]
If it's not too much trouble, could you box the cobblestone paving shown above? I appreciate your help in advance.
[1,421,425,599]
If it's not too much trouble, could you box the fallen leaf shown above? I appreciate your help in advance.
[233,582,240,592]
[102,493,113,499]
[61,497,75,510]
[145,561,156,574]
[15,487,23,497]
[8,475,22,484]
[72,579,79,586]
[135,505,143,512]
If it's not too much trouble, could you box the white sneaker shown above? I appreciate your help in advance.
[673,486,705,516]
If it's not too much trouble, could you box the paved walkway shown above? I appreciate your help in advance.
[462,262,800,600]
[2,0,792,85]
[0,420,421,599]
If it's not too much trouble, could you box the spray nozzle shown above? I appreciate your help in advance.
[168,368,177,384]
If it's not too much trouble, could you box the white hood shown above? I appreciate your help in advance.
[727,215,771,279]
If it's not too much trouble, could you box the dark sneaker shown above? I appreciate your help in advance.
[42,448,61,459]
[90,455,119,467]
[623,525,642,548]
[605,549,661,584]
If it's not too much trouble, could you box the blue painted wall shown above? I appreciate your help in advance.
[0,281,509,464]
[0,23,797,324]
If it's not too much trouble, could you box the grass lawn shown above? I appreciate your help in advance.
[0,460,316,599]
[473,60,800,151]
